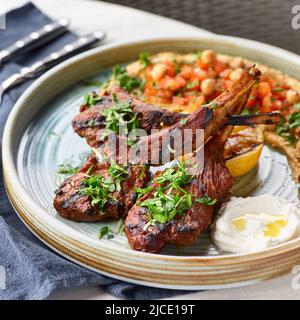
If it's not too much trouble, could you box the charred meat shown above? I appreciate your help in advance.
[53,154,150,222]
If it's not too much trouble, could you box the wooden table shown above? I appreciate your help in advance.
[3,0,300,300]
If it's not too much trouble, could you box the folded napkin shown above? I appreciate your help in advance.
[0,2,192,300]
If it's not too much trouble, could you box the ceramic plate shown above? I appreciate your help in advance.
[3,36,300,289]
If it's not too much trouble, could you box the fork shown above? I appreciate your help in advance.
[0,31,106,104]
[0,18,70,67]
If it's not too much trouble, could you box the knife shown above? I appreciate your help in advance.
[0,31,106,104]
[0,18,70,66]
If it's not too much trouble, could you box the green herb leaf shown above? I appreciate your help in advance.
[202,102,217,110]
[101,95,139,139]
[83,92,103,106]
[186,79,199,89]
[180,118,188,125]
[112,65,144,92]
[196,195,217,206]
[276,112,300,145]
[98,226,113,239]
[138,162,195,224]
[79,175,114,209]
[57,164,79,175]
[139,52,150,68]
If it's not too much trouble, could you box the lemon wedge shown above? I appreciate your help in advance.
[224,126,264,177]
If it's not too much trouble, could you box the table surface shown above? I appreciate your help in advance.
[3,0,300,300]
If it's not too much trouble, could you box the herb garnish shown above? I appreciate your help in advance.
[79,175,115,209]
[79,161,129,210]
[202,102,217,110]
[186,79,199,89]
[139,52,151,68]
[112,65,145,92]
[276,112,300,145]
[138,162,217,225]
[57,164,79,175]
[101,94,139,139]
[180,118,188,125]
[108,162,129,191]
[83,92,103,106]
[98,226,113,239]
[195,194,217,206]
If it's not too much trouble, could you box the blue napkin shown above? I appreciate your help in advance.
[0,2,191,300]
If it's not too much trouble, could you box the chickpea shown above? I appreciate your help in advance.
[151,63,168,82]
[229,68,244,82]
[229,57,244,69]
[201,50,216,65]
[286,89,300,104]
[201,78,216,95]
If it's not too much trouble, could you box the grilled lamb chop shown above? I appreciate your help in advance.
[123,69,261,253]
[54,68,260,224]
[53,154,150,222]
[73,88,280,148]
[100,67,261,165]
[124,131,234,253]
[72,88,184,148]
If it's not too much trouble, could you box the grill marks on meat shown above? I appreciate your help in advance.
[124,135,233,253]
[53,154,150,222]
[101,67,261,165]
[72,88,185,147]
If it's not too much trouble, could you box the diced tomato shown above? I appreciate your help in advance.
[166,64,175,77]
[272,90,286,101]
[156,89,174,99]
[258,82,272,98]
[214,62,227,74]
[192,95,206,108]
[262,94,272,109]
[196,59,209,70]
[172,96,188,106]
[194,67,208,81]
[179,65,194,79]
[271,100,283,110]
[219,69,231,79]
[206,69,217,79]
[174,75,187,88]
[246,98,258,109]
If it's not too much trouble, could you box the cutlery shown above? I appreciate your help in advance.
[0,18,70,66]
[0,31,106,104]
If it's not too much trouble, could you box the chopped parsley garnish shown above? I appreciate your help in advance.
[79,175,115,209]
[79,162,129,210]
[98,226,113,239]
[87,119,97,127]
[180,118,188,125]
[195,195,217,206]
[83,92,103,106]
[108,162,129,191]
[276,112,300,145]
[101,94,139,139]
[186,79,199,89]
[57,164,79,175]
[112,65,145,92]
[139,52,151,68]
[138,162,217,225]
[194,51,202,58]
[202,102,217,110]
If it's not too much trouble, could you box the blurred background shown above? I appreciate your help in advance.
[105,0,300,53]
